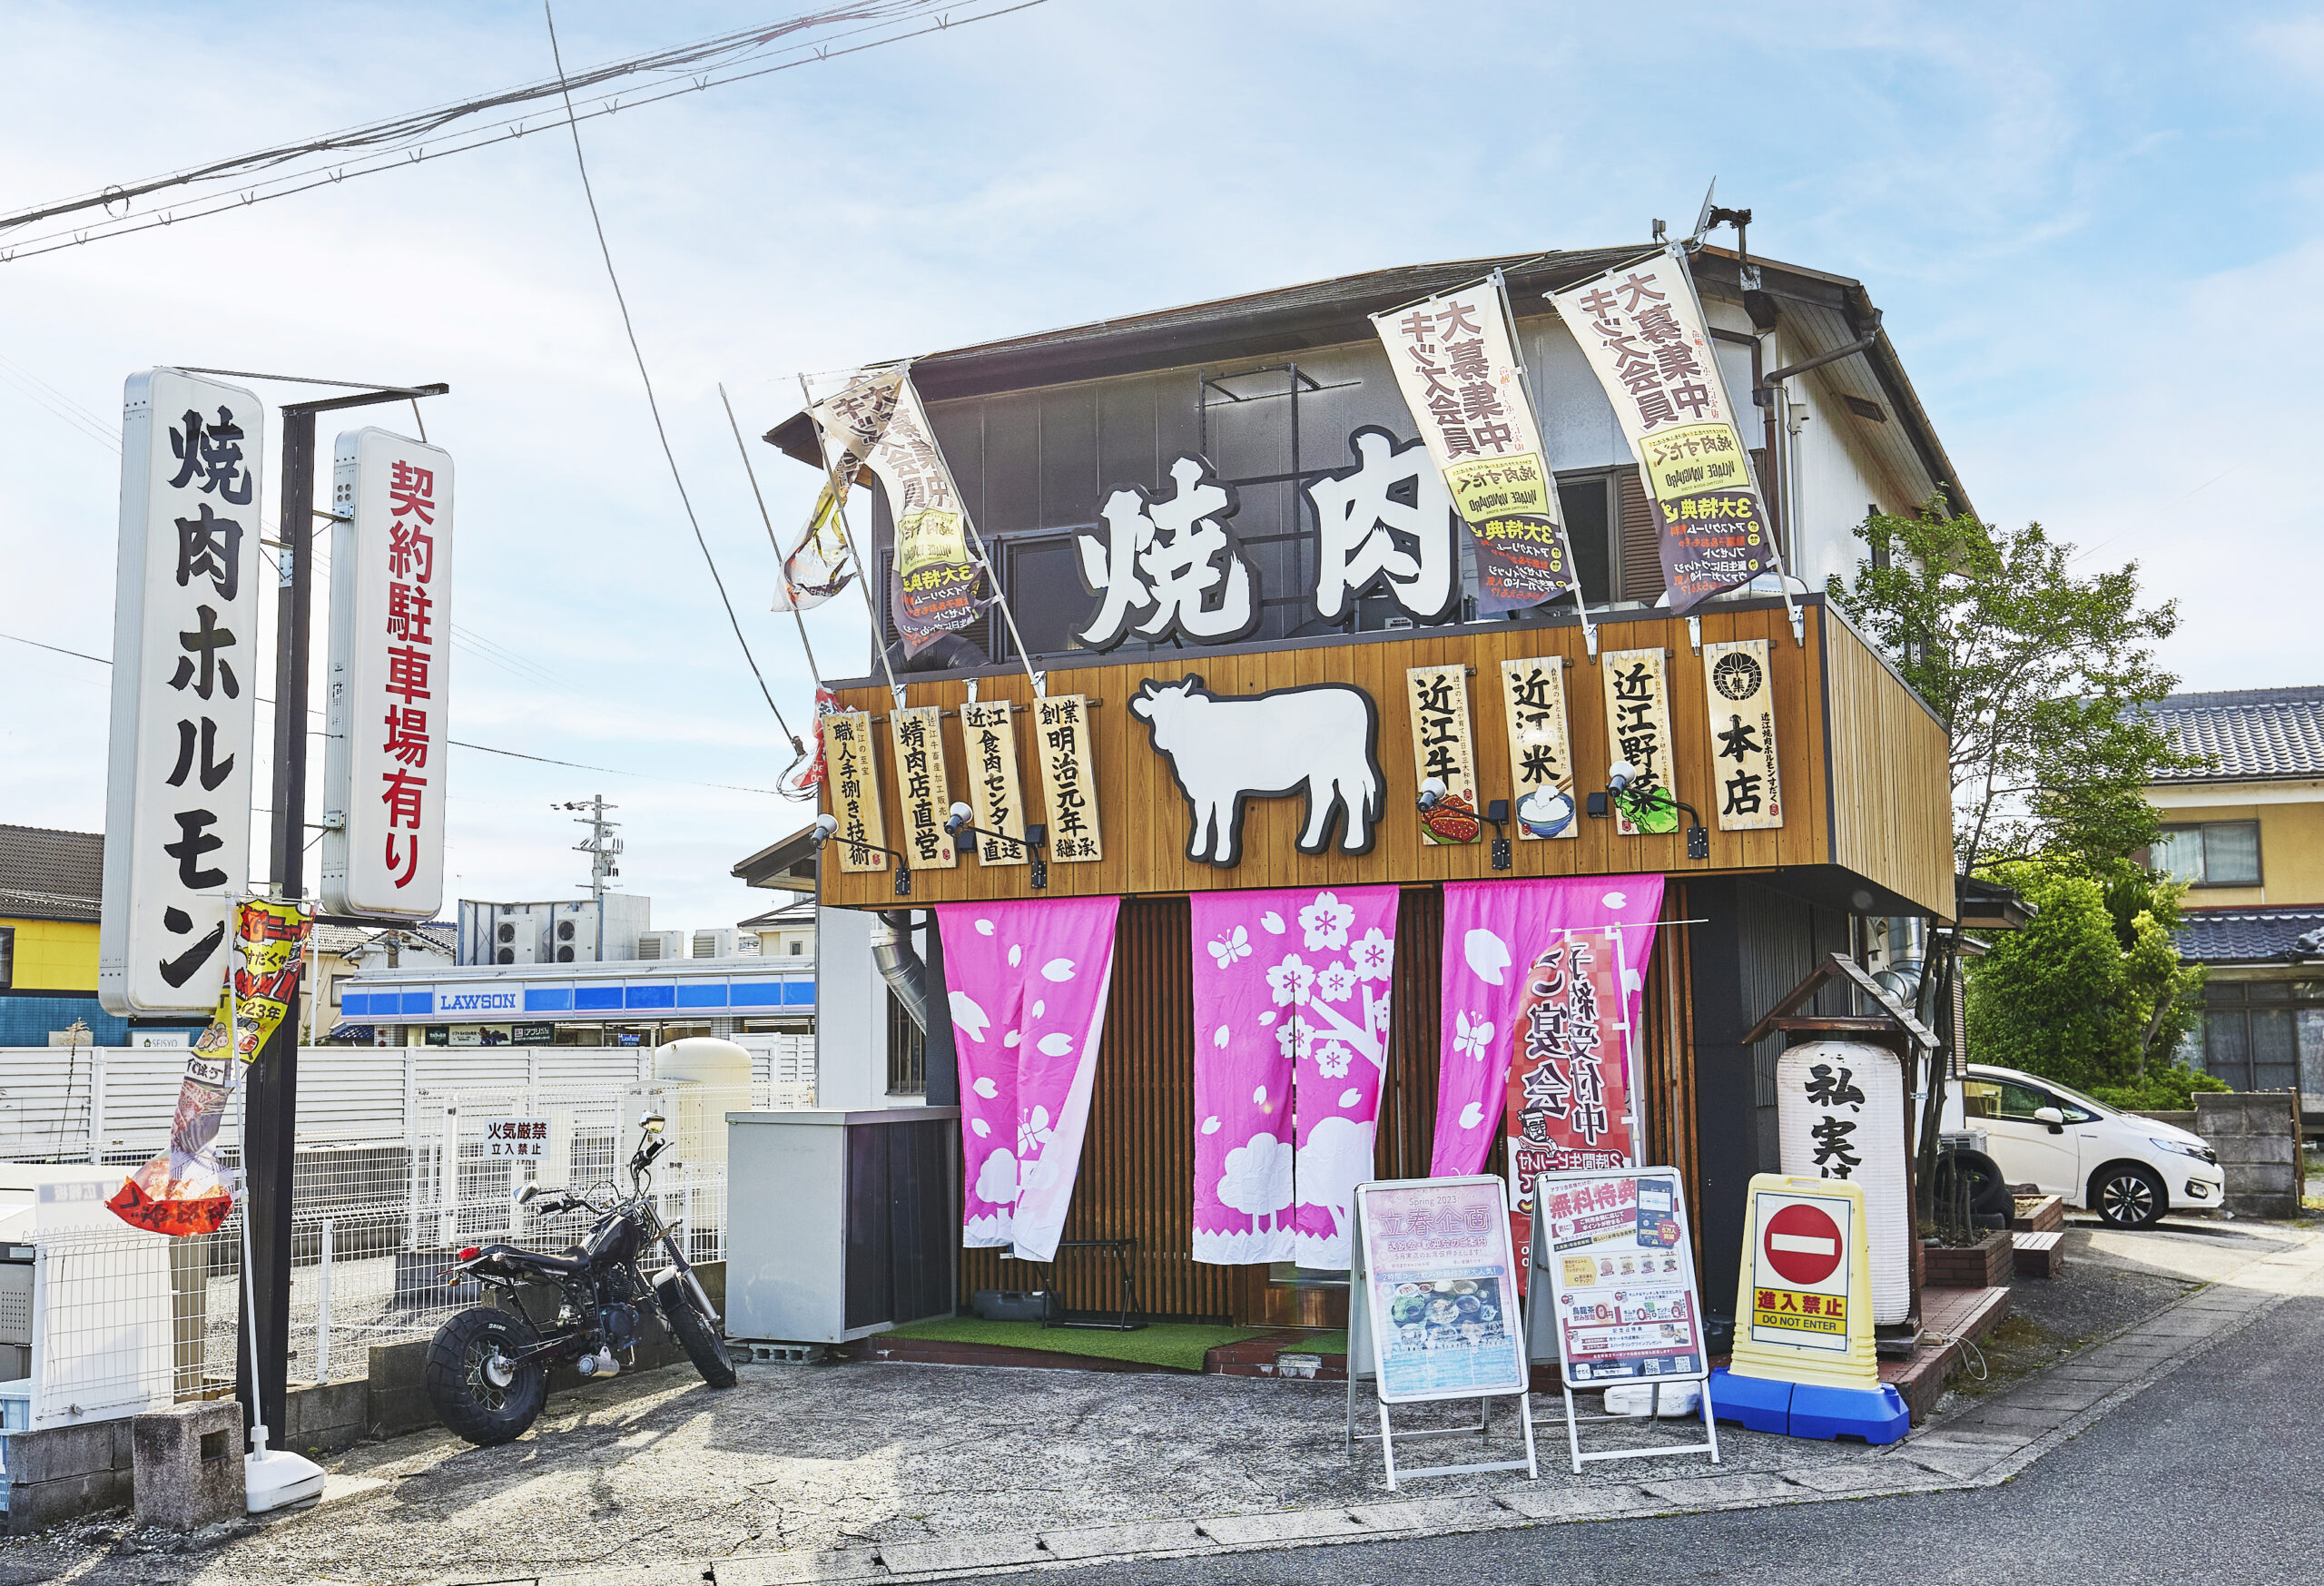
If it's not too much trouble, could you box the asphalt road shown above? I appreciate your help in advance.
[1070,1287,2324,1586]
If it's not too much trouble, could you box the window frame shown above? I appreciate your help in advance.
[2155,819,2263,889]
[0,925,12,990]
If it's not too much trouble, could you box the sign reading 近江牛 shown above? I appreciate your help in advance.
[322,428,455,919]
[101,370,265,1017]
[1372,283,1575,615]
[1547,248,1776,612]
[1405,665,1480,846]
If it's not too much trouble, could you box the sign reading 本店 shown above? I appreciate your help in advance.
[1033,694,1103,862]
[1405,665,1481,845]
[1372,283,1576,614]
[1531,1167,1706,1385]
[1351,1177,1529,1402]
[1701,637,1782,830]
[322,428,455,919]
[889,705,959,869]
[824,710,888,872]
[960,700,1027,866]
[1500,657,1577,841]
[101,370,265,1017]
[1547,248,1777,611]
[1600,648,1680,837]
[480,1118,549,1160]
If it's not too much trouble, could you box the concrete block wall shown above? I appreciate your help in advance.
[2,1417,135,1533]
[2194,1092,2304,1219]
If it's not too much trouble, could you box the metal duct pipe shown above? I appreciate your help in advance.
[872,911,930,1033]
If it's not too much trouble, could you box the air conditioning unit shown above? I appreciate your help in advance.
[488,904,556,966]
[692,928,738,960]
[635,930,687,962]
[548,901,596,964]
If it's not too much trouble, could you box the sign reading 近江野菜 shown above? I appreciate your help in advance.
[101,370,266,1017]
[1547,248,1777,612]
[824,710,888,872]
[1034,694,1103,862]
[1600,648,1679,837]
[1405,665,1481,846]
[890,704,959,869]
[960,700,1028,866]
[1701,637,1782,830]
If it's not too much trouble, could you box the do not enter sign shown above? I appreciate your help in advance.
[1763,1202,1844,1286]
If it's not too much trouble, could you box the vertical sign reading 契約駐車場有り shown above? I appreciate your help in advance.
[1034,694,1103,862]
[100,371,266,1017]
[1500,656,1577,841]
[889,705,959,870]
[960,700,1028,866]
[1546,249,1777,612]
[823,710,888,872]
[1372,284,1575,615]
[1700,637,1782,831]
[322,428,455,920]
[1600,648,1679,837]
[1533,1167,1707,1386]
[1405,665,1481,845]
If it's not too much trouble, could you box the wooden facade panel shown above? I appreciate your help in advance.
[1819,610,1954,919]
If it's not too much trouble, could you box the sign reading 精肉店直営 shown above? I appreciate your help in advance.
[322,429,455,920]
[1546,249,1777,612]
[1372,284,1575,615]
[1600,648,1679,837]
[1033,694,1103,862]
[889,705,959,870]
[823,710,888,872]
[1500,656,1577,841]
[1531,1167,1706,1386]
[101,370,266,1017]
[960,700,1028,867]
[1405,665,1481,846]
[480,1118,549,1160]
[1352,1177,1529,1403]
[1701,637,1783,831]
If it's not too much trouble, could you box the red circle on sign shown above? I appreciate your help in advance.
[1763,1203,1844,1286]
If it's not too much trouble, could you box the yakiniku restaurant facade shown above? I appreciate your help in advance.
[763,241,1961,1326]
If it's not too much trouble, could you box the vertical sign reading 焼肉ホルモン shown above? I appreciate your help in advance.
[321,429,455,919]
[101,371,266,1016]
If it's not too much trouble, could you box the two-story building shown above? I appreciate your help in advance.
[2142,685,2324,1105]
[1,823,202,1047]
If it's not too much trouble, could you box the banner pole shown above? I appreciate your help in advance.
[799,371,908,710]
[1492,270,1597,661]
[720,382,826,685]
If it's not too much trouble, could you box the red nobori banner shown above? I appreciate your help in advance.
[1547,247,1776,612]
[1505,930,1635,1257]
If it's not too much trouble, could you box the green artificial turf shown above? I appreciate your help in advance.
[882,1316,1276,1372]
[1281,1330,1347,1358]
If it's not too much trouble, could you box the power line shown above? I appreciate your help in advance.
[543,0,810,795]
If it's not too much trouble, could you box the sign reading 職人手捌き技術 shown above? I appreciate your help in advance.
[1701,637,1782,831]
[322,428,455,920]
[1351,1176,1528,1403]
[101,370,266,1017]
[1530,1167,1706,1386]
[824,710,888,872]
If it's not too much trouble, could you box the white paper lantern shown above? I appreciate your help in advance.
[1777,1040,1910,1326]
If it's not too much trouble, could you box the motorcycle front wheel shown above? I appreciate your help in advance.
[660,1280,738,1389]
[425,1306,549,1446]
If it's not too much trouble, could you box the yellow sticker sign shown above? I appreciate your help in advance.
[1750,1286,1846,1335]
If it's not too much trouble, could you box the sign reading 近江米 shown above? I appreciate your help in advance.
[1500,657,1577,841]
[889,705,959,869]
[1033,694,1103,862]
[1372,282,1576,615]
[322,428,455,919]
[1405,665,1481,846]
[1701,637,1782,830]
[1600,648,1679,837]
[1547,248,1776,611]
[101,370,265,1016]
[824,710,888,872]
[960,700,1028,866]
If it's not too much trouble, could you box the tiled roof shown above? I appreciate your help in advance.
[0,824,103,922]
[2175,907,2324,964]
[2142,686,2324,783]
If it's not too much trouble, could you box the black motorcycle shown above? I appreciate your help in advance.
[423,1113,737,1446]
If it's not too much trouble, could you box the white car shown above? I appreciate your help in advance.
[1960,1064,2226,1228]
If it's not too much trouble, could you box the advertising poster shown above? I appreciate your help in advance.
[1354,1176,1528,1403]
[868,378,984,651]
[1505,929,1636,1257]
[1533,1167,1706,1386]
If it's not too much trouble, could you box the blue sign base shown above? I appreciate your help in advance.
[1705,1369,1908,1444]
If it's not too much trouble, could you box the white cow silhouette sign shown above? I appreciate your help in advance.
[1129,675,1384,867]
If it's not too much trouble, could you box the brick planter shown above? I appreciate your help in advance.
[2009,1195,2065,1234]
[1923,1230,2014,1289]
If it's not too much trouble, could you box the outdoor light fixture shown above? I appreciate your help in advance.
[1482,798,1512,872]
[950,810,1052,891]
[944,802,974,837]
[811,810,913,896]
[1416,777,1448,812]
[1594,761,1712,862]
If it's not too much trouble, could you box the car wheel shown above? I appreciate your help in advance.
[2093,1163,2166,1229]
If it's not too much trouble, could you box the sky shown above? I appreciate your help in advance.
[1,0,2318,931]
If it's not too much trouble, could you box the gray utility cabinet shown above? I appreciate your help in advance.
[724,1108,958,1345]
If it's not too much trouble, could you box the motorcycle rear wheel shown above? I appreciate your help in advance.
[426,1306,549,1446]
[661,1282,737,1389]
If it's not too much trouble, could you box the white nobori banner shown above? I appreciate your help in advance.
[322,428,454,919]
[101,369,266,1016]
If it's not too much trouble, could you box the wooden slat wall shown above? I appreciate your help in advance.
[1818,608,1955,921]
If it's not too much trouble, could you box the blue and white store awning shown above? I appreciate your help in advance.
[340,957,815,1025]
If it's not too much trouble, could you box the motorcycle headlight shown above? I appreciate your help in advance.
[2150,1137,2217,1164]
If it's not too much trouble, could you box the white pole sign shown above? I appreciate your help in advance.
[322,428,454,918]
[101,370,266,1016]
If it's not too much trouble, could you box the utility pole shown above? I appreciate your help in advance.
[558,795,623,900]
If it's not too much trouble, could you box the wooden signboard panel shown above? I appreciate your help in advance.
[889,704,959,869]
[1405,663,1482,846]
[1700,637,1783,832]
[960,699,1028,867]
[1499,655,1577,841]
[1033,693,1104,862]
[823,710,888,872]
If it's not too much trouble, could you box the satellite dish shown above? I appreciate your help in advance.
[1689,178,1718,245]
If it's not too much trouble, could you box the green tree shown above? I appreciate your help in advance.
[1827,503,2200,1211]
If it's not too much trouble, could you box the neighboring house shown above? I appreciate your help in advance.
[2139,685,2324,1101]
[0,823,172,1047]
[740,892,816,959]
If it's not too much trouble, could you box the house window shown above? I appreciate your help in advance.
[2152,821,2261,887]
[886,987,927,1096]
[789,941,803,956]
[0,926,12,990]
[2196,980,2318,1092]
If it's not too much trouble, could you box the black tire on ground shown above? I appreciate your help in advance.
[1934,1149,2012,1220]
[2093,1162,2168,1228]
[425,1306,549,1446]
[661,1281,737,1388]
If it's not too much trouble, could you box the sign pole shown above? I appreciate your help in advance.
[236,379,447,1452]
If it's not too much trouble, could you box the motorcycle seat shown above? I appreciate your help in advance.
[486,1242,592,1275]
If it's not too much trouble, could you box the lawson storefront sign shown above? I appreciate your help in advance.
[340,966,815,1024]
